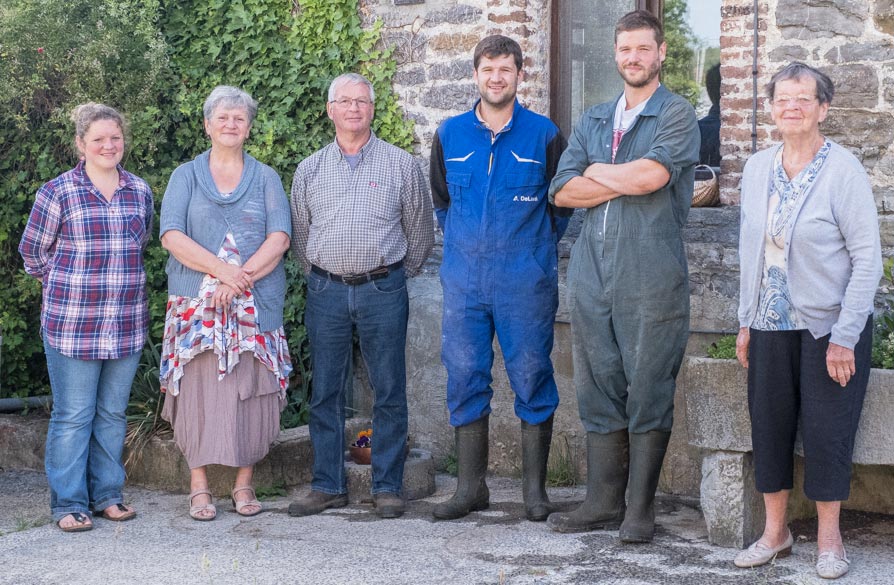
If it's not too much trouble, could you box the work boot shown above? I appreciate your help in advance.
[619,430,671,543]
[521,415,555,521]
[546,430,628,533]
[288,490,349,517]
[433,416,489,520]
[373,493,406,519]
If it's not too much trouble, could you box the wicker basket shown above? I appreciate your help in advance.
[692,164,720,207]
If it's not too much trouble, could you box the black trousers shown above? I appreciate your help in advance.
[747,317,872,502]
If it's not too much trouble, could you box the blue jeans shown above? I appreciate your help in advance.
[305,267,409,495]
[43,339,141,520]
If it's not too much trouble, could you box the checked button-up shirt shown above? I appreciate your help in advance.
[290,132,434,278]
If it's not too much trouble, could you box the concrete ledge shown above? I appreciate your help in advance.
[345,448,436,503]
[0,414,48,471]
[682,356,894,546]
[0,414,371,498]
[125,418,373,497]
[684,357,894,465]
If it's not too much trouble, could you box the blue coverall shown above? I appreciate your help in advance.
[431,99,569,427]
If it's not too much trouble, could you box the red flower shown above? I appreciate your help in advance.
[37,47,44,54]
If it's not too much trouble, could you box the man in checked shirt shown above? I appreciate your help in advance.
[289,73,433,519]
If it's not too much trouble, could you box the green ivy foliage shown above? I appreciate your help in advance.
[160,0,413,179]
[0,0,175,397]
[0,0,415,414]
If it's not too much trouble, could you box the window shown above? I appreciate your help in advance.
[551,1,662,135]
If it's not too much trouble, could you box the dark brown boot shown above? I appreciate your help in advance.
[433,416,489,520]
[521,415,555,521]
[619,430,671,543]
[546,430,628,533]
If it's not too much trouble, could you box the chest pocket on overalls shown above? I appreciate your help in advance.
[446,171,472,216]
[504,171,545,221]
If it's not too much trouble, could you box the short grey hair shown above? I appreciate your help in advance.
[766,62,835,105]
[327,73,375,103]
[203,85,258,124]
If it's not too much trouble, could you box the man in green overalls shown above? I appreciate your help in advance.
[546,10,700,543]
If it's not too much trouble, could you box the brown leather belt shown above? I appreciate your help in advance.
[311,260,403,286]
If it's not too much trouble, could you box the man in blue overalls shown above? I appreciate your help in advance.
[546,11,699,543]
[430,35,570,521]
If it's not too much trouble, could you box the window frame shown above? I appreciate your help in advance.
[549,0,664,135]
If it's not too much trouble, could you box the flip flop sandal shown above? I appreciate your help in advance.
[57,512,93,533]
[231,486,263,517]
[189,488,217,521]
[98,503,137,522]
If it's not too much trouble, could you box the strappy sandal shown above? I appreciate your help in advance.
[98,503,137,522]
[56,512,93,533]
[189,489,217,521]
[231,486,263,517]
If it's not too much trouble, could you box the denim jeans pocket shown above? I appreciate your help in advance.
[307,270,330,293]
[370,268,406,294]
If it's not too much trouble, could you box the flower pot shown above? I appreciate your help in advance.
[349,445,372,465]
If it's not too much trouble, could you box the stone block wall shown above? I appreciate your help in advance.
[359,0,553,158]
[719,0,894,253]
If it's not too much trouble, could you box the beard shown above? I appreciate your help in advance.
[617,60,661,88]
[478,83,517,109]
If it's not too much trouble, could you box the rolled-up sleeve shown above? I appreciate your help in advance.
[548,117,592,202]
[159,166,190,238]
[640,98,699,188]
[264,169,291,238]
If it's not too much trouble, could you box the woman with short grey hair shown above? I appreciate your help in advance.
[159,85,292,521]
[734,62,882,579]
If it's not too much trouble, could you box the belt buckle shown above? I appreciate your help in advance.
[342,273,365,286]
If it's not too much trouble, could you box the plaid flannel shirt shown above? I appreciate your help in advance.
[19,162,154,360]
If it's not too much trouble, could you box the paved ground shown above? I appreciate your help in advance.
[1,469,893,585]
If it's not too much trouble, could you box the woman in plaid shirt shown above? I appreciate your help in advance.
[19,103,154,532]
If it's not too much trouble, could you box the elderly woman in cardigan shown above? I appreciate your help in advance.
[159,86,292,520]
[734,62,881,579]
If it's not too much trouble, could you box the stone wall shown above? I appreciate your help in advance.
[360,0,553,159]
[343,0,894,497]
[719,0,894,254]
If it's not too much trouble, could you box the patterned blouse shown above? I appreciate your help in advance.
[753,139,832,331]
[159,232,292,397]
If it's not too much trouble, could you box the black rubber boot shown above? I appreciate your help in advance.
[619,430,671,543]
[546,430,629,533]
[521,415,554,521]
[433,416,489,520]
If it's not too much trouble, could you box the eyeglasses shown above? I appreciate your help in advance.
[330,97,373,109]
[772,95,818,107]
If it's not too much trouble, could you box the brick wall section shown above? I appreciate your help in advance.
[719,0,894,253]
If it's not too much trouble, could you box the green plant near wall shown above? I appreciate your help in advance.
[0,0,415,424]
[160,0,415,426]
[872,257,894,369]
[160,0,413,178]
[0,0,175,398]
